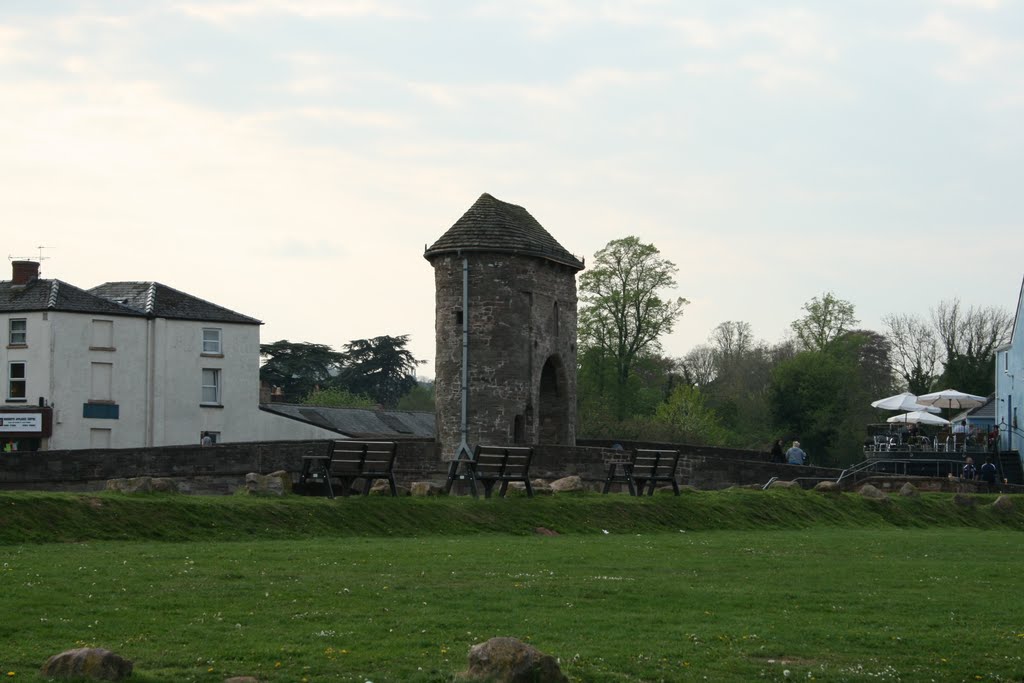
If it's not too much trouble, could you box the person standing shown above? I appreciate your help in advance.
[961,456,977,481]
[200,432,213,447]
[786,440,807,465]
[979,457,998,493]
[770,439,785,464]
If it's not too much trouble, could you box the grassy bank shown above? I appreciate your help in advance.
[1,487,1022,544]
[1,490,1022,681]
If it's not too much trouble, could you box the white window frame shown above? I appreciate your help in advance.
[7,361,27,401]
[201,368,221,405]
[90,428,112,449]
[90,362,114,402]
[9,318,27,346]
[90,319,114,350]
[202,328,222,355]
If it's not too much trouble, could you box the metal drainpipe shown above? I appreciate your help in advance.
[456,257,472,460]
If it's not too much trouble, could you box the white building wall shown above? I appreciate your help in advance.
[6,302,346,449]
[50,313,151,449]
[2,311,52,408]
[152,318,263,446]
[994,278,1023,454]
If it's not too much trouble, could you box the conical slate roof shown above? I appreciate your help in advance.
[424,193,584,270]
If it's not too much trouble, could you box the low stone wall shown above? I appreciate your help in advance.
[0,438,840,494]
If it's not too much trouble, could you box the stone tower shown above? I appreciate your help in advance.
[424,193,585,458]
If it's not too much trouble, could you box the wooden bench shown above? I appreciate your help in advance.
[602,448,681,496]
[297,441,397,498]
[469,444,534,498]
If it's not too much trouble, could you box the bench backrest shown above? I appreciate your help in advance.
[330,441,397,475]
[631,449,680,479]
[472,445,534,479]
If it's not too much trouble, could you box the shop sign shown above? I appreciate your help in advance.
[0,413,43,432]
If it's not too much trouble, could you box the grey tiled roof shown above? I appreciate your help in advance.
[89,282,261,325]
[424,193,585,270]
[0,278,144,317]
[260,404,435,439]
[953,395,996,422]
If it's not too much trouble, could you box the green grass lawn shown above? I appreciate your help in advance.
[1,491,1023,681]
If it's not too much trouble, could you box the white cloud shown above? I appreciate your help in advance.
[940,0,1002,9]
[0,25,28,64]
[910,12,1023,80]
[174,0,422,23]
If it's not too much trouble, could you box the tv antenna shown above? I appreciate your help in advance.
[9,246,53,262]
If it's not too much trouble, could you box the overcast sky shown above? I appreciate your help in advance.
[3,1,1022,378]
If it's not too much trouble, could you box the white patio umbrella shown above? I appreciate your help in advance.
[886,410,950,426]
[916,389,987,415]
[870,392,940,413]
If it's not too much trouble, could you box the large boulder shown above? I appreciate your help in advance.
[40,647,133,681]
[858,484,888,501]
[105,477,178,494]
[368,479,408,496]
[410,481,444,496]
[504,481,532,496]
[991,495,1015,513]
[953,493,977,507]
[530,479,555,495]
[549,476,585,493]
[768,479,800,490]
[814,481,841,494]
[243,471,292,496]
[457,637,568,683]
[899,483,920,498]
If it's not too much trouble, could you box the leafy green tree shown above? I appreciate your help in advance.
[791,292,859,351]
[769,330,887,467]
[302,387,375,408]
[837,329,895,399]
[338,335,424,408]
[769,349,855,465]
[578,236,688,419]
[259,340,345,403]
[396,380,435,411]
[653,385,727,445]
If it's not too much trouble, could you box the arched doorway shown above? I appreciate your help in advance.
[538,355,569,444]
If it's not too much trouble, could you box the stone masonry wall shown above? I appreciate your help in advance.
[431,253,579,458]
[0,439,841,493]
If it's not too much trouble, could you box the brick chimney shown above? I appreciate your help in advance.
[11,261,40,285]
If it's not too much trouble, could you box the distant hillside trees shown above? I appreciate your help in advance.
[260,334,426,408]
[882,299,1012,397]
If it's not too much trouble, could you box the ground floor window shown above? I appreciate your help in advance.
[7,361,26,401]
[90,428,112,449]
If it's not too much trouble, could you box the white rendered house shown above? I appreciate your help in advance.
[1,261,339,450]
[995,275,1024,455]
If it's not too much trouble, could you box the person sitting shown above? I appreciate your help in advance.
[786,440,807,466]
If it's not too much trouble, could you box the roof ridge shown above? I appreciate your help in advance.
[145,282,157,315]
